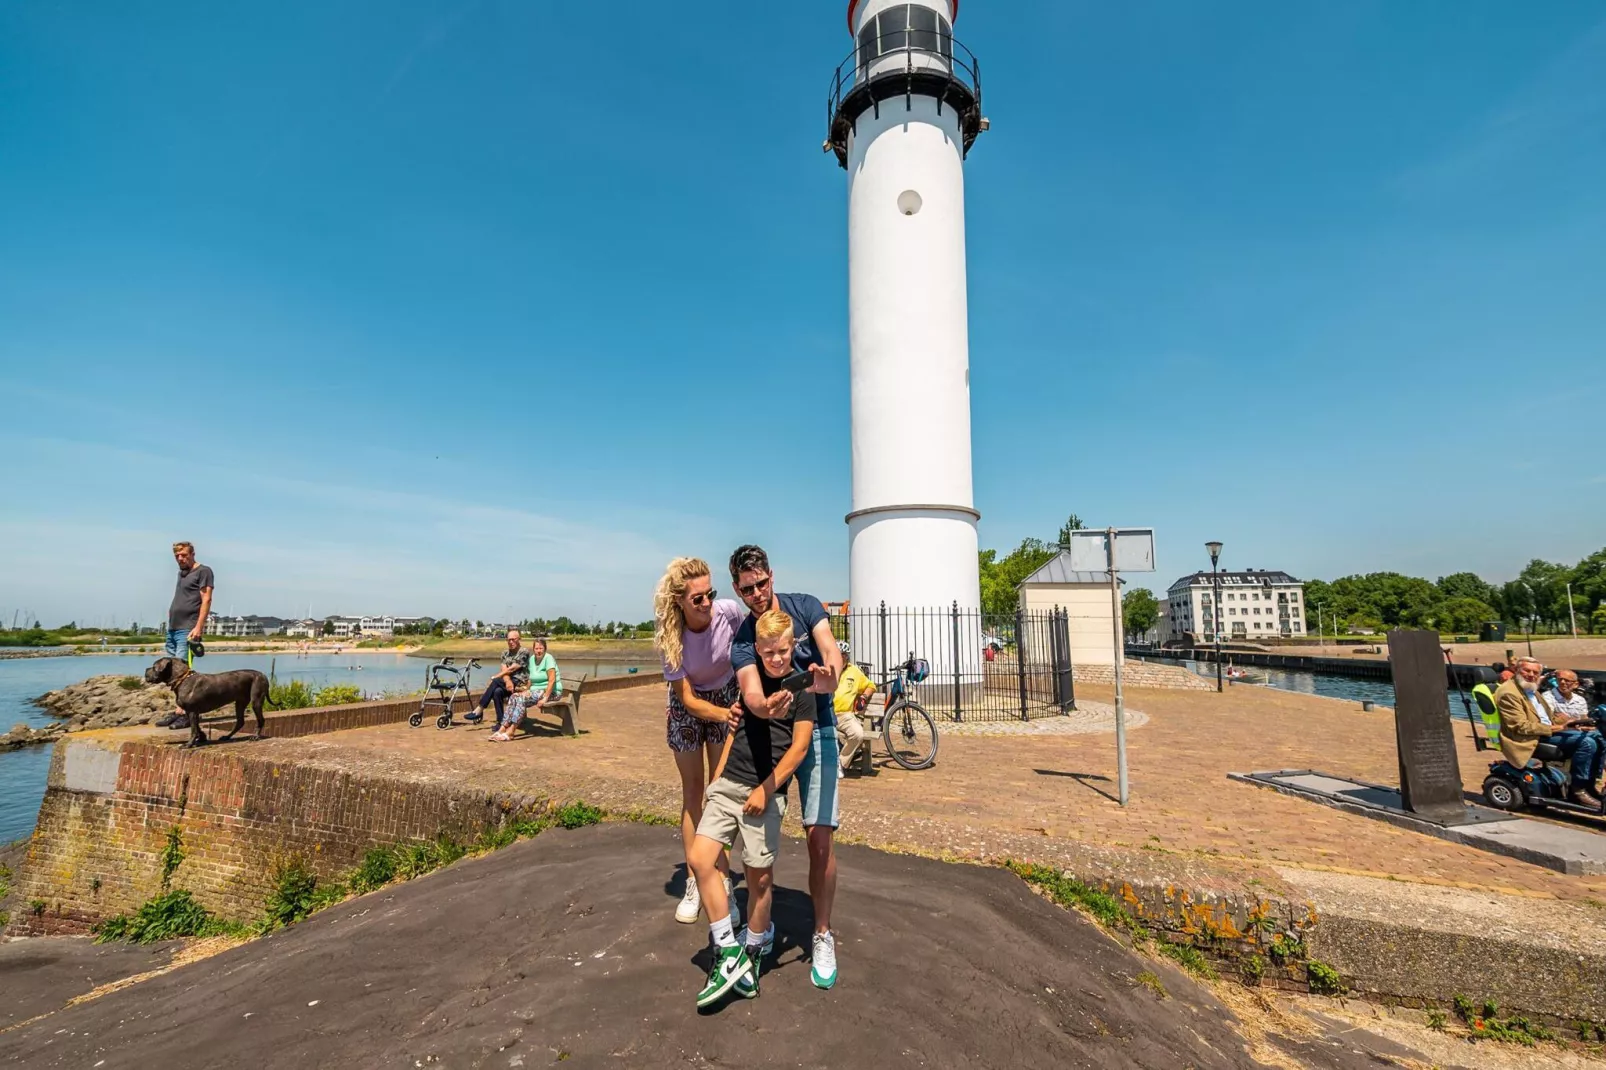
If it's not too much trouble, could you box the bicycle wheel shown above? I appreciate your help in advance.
[881,699,938,771]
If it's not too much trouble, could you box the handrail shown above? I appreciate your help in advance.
[826,32,982,127]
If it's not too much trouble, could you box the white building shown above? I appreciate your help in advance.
[1018,553,1119,666]
[285,619,322,639]
[1164,569,1305,644]
[205,614,289,637]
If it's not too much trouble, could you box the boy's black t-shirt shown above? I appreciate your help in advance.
[721,670,815,790]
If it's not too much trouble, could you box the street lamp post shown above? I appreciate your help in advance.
[1522,582,1536,658]
[1206,541,1224,693]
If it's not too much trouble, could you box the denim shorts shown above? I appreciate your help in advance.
[795,724,840,829]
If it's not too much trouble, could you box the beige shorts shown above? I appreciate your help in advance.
[697,777,787,871]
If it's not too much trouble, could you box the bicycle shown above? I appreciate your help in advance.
[410,656,481,729]
[852,652,939,771]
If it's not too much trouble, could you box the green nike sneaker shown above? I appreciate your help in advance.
[696,944,753,1009]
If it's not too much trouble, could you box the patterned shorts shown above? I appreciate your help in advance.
[666,680,737,754]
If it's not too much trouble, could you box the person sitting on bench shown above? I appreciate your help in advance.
[469,629,529,726]
[492,635,562,742]
[1496,657,1601,808]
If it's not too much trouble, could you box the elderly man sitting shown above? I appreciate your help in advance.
[1495,658,1602,808]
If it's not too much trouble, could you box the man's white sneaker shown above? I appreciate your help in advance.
[674,876,701,924]
[736,926,775,960]
[810,931,838,989]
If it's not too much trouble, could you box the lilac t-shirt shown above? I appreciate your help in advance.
[663,599,746,692]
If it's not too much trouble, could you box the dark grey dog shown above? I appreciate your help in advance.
[144,657,269,748]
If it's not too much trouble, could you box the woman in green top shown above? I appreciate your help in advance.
[492,635,562,742]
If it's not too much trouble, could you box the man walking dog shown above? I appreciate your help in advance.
[157,541,214,730]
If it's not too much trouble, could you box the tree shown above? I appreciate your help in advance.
[321,620,335,636]
[978,538,1057,615]
[1056,514,1086,547]
[1436,572,1495,606]
[1122,588,1159,640]
[1571,548,1606,633]
[1517,559,1570,629]
[1438,597,1497,634]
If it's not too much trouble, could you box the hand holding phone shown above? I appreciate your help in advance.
[780,669,812,693]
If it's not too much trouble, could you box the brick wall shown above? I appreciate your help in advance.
[9,671,671,936]
[7,736,559,936]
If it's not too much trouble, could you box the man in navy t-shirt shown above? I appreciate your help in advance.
[728,544,844,990]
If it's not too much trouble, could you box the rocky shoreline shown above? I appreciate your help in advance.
[4,675,176,751]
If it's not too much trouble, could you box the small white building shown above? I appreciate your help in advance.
[205,614,288,637]
[1164,569,1305,644]
[1017,553,1120,666]
[285,619,322,639]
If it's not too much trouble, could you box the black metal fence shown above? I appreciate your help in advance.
[829,603,1076,723]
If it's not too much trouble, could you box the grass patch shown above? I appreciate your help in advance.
[1305,959,1342,995]
[555,801,604,829]
[1134,970,1167,998]
[1007,861,1218,980]
[93,890,248,944]
[268,680,315,709]
[94,798,611,946]
[117,676,144,691]
[313,684,363,707]
[1447,994,1559,1047]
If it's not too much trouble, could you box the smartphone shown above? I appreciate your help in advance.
[780,669,812,693]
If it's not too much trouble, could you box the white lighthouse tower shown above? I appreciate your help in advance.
[828,1,987,650]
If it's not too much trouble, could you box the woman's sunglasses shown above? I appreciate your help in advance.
[687,590,718,607]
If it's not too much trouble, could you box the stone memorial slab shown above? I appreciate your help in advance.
[1388,628,1467,822]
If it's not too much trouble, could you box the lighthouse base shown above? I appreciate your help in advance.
[846,506,981,684]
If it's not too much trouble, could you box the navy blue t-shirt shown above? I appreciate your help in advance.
[730,591,836,729]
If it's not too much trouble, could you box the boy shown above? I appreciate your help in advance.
[687,608,815,1008]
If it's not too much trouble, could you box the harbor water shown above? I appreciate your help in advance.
[0,651,647,845]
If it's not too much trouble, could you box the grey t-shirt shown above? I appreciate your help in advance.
[169,564,215,631]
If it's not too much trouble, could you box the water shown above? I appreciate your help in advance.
[1143,656,1457,712]
[0,651,648,845]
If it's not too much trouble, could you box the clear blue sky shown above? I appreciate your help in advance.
[2,1,1602,627]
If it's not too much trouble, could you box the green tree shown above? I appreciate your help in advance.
[1516,559,1570,629]
[1571,548,1606,632]
[1122,588,1160,640]
[1438,597,1497,634]
[1056,514,1086,547]
[978,538,1058,615]
[1436,571,1495,606]
[320,620,335,636]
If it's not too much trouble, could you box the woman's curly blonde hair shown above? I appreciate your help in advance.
[653,557,711,672]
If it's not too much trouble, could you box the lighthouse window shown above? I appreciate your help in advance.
[909,6,939,53]
[859,5,956,73]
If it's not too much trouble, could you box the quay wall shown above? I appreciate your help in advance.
[6,675,665,937]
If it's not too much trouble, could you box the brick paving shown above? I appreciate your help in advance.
[242,679,1606,949]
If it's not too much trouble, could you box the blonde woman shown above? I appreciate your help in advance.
[655,557,743,926]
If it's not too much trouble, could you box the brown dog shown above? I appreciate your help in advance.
[143,657,269,748]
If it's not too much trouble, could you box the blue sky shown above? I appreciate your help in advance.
[2,1,1603,627]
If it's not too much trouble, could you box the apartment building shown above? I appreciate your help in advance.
[1163,569,1305,643]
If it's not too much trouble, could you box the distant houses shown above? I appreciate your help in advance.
[207,614,435,638]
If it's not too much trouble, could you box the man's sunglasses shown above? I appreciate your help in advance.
[737,576,772,598]
[687,590,718,607]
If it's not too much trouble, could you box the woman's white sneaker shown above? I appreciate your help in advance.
[674,877,701,924]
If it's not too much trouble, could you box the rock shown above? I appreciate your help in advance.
[31,675,176,734]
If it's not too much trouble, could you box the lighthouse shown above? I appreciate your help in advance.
[827,2,987,648]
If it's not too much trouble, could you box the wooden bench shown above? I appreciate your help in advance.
[519,674,586,737]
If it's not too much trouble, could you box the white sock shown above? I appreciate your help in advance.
[709,915,736,948]
[747,924,773,948]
